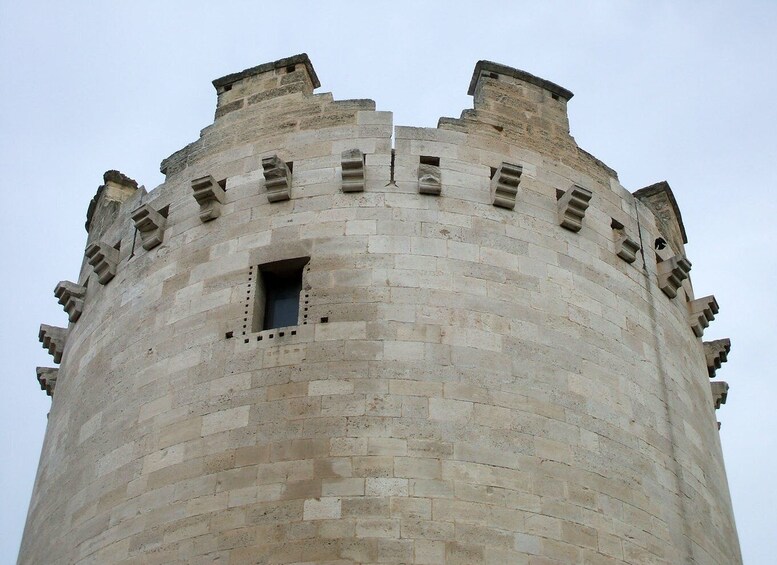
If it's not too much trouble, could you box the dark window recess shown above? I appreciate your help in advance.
[253,257,309,331]
[420,156,440,167]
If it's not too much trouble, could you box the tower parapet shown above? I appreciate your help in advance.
[20,55,740,564]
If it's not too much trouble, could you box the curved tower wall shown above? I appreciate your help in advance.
[21,54,740,564]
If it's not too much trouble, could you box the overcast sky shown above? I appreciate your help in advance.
[1,1,775,562]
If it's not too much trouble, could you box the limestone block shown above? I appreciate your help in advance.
[711,381,729,409]
[262,155,291,202]
[84,242,119,284]
[38,324,67,363]
[36,367,58,397]
[341,149,365,192]
[557,185,593,232]
[191,175,225,222]
[657,255,692,298]
[490,162,522,209]
[131,203,166,250]
[688,295,719,337]
[704,338,731,377]
[54,281,86,323]
[615,233,640,263]
[418,164,441,196]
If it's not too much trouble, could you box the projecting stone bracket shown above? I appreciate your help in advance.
[85,242,119,285]
[131,204,167,250]
[341,149,365,193]
[418,163,441,196]
[615,233,640,264]
[39,324,67,363]
[54,281,86,323]
[657,255,692,298]
[710,381,729,410]
[490,162,522,209]
[191,176,225,222]
[704,338,731,377]
[688,295,718,337]
[262,155,291,202]
[557,185,592,232]
[36,367,59,397]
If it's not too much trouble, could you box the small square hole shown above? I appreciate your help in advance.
[551,93,560,101]
[291,330,297,336]
[286,64,296,73]
[320,316,329,323]
[420,156,440,167]
[225,331,233,339]
[224,84,232,92]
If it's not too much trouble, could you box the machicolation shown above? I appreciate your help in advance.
[21,53,740,564]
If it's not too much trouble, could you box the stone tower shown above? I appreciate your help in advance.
[21,54,740,564]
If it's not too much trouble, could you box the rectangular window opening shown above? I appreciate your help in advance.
[420,156,440,167]
[252,257,310,332]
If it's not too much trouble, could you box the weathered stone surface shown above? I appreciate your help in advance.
[54,281,86,323]
[689,295,719,337]
[38,324,67,363]
[36,367,58,397]
[418,163,441,196]
[557,184,592,232]
[20,55,741,565]
[341,149,365,192]
[84,242,119,284]
[657,255,692,298]
[262,155,292,202]
[705,338,731,377]
[490,162,522,209]
[130,203,166,250]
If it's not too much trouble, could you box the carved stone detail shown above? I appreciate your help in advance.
[39,324,67,363]
[262,155,291,202]
[341,149,365,193]
[688,295,719,337]
[615,233,640,263]
[704,338,731,377]
[710,381,729,410]
[131,204,167,250]
[418,163,441,196]
[191,175,225,222]
[85,242,119,285]
[657,255,692,298]
[54,281,86,323]
[36,367,59,397]
[557,185,593,232]
[490,162,522,209]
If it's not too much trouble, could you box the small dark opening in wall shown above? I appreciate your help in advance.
[225,331,233,339]
[218,179,227,190]
[287,161,294,174]
[551,93,560,101]
[224,84,232,92]
[655,237,667,250]
[490,167,497,179]
[611,218,624,230]
[159,205,170,219]
[320,316,329,323]
[291,330,297,336]
[286,64,296,73]
[556,189,565,200]
[489,72,499,80]
[278,331,285,337]
[114,240,121,251]
[420,156,440,167]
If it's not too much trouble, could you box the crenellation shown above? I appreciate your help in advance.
[54,281,86,323]
[341,149,365,193]
[131,203,167,250]
[688,295,719,337]
[85,242,119,284]
[557,185,593,232]
[657,255,692,298]
[38,324,67,363]
[262,155,292,202]
[704,338,732,377]
[191,175,226,222]
[490,162,523,209]
[36,367,58,397]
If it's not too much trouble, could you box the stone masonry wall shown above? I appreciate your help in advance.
[20,55,740,564]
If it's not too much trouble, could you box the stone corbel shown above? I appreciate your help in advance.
[657,255,692,298]
[615,233,640,264]
[36,367,58,397]
[262,155,291,202]
[557,185,593,232]
[688,295,718,337]
[418,163,441,196]
[191,175,225,222]
[704,338,731,377]
[39,324,67,363]
[490,162,522,209]
[131,204,166,250]
[710,381,729,410]
[54,281,86,323]
[341,149,365,193]
[85,242,119,284]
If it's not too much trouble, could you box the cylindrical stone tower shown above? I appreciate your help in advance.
[22,54,740,564]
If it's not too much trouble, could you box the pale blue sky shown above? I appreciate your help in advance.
[1,1,775,562]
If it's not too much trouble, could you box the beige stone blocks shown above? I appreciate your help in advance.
[262,155,292,202]
[658,254,692,298]
[490,162,522,209]
[711,381,729,409]
[557,184,593,232]
[131,203,167,250]
[35,367,58,396]
[341,149,365,192]
[191,175,225,222]
[689,295,719,337]
[54,280,86,322]
[705,338,731,377]
[38,324,67,363]
[85,241,119,284]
